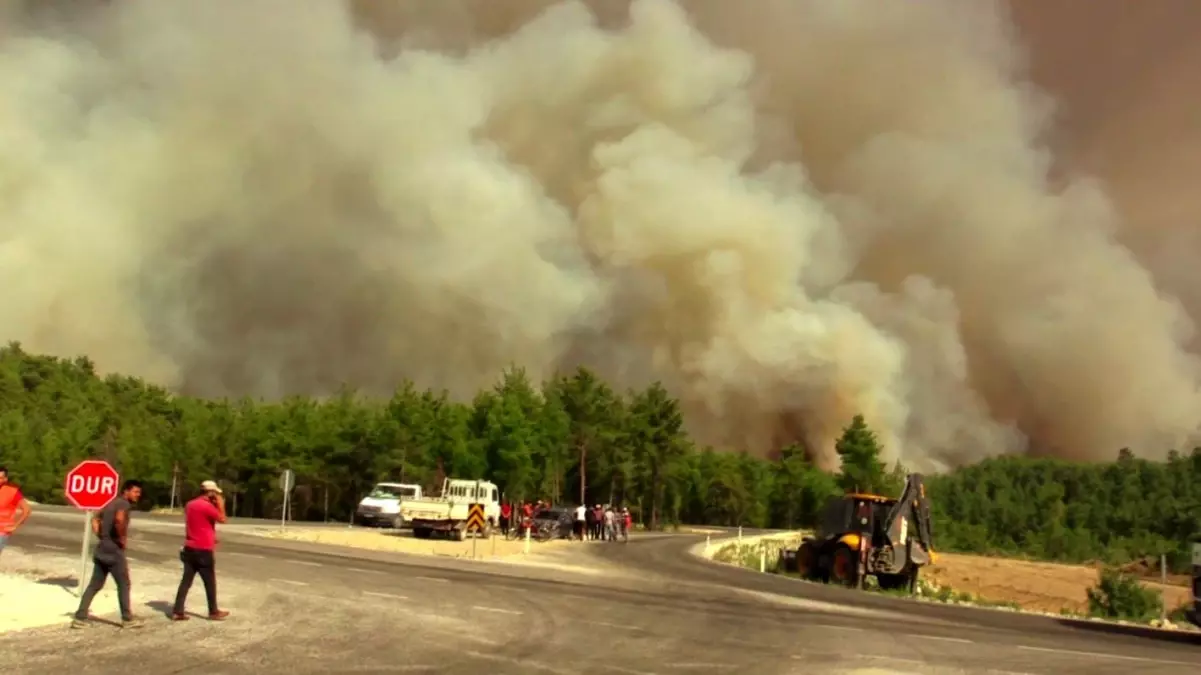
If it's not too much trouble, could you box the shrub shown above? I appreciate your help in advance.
[1085,566,1163,622]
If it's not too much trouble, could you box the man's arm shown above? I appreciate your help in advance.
[91,512,102,536]
[213,493,228,524]
[13,497,31,529]
[114,509,129,549]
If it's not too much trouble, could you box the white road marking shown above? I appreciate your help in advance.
[363,591,409,600]
[792,654,929,667]
[34,544,66,551]
[906,634,973,644]
[583,619,638,631]
[346,567,381,575]
[414,576,448,583]
[472,605,523,615]
[1016,645,1193,666]
[601,666,657,675]
[271,578,308,586]
[813,624,866,632]
[462,650,574,675]
[666,665,734,670]
[290,560,322,567]
[228,552,265,560]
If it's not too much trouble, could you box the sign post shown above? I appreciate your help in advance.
[465,481,487,560]
[64,460,120,596]
[279,469,295,530]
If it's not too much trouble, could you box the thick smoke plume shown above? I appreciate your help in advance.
[3,0,1200,471]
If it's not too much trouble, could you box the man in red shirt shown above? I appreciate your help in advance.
[0,466,32,559]
[171,480,230,621]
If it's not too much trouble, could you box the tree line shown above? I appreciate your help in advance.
[1,343,1199,569]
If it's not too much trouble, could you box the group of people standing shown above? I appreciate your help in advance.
[496,499,633,542]
[71,478,230,628]
[575,503,631,542]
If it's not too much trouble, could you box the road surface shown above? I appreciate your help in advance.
[2,511,1196,674]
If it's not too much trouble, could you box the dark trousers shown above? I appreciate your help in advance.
[75,554,132,621]
[173,547,219,615]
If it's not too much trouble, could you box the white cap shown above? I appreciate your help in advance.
[201,480,223,494]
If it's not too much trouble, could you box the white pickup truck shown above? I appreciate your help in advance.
[403,478,501,541]
[355,482,423,528]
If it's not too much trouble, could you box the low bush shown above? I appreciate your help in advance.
[1085,566,1163,622]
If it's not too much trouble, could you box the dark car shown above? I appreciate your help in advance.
[532,507,575,541]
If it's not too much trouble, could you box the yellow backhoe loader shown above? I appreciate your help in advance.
[782,473,935,592]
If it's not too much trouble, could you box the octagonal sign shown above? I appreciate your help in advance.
[65,460,121,511]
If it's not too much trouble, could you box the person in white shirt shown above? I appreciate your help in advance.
[573,504,586,540]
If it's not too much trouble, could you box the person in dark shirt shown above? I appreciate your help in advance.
[72,479,143,629]
[171,480,229,621]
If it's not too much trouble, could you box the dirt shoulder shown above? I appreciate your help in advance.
[926,552,1192,614]
[253,526,571,560]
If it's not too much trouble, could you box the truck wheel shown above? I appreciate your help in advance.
[413,527,431,539]
[796,542,818,580]
[831,545,860,588]
[391,515,405,529]
[454,526,467,542]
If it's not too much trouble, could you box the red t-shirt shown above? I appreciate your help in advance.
[0,485,24,535]
[184,496,221,550]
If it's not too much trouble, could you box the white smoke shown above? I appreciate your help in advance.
[2,0,1199,471]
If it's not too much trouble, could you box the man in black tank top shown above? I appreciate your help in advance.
[72,480,144,629]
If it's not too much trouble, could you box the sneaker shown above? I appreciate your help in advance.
[207,610,230,621]
[70,618,89,629]
[121,617,145,629]
[171,613,190,621]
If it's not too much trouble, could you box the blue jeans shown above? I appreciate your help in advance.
[0,534,8,556]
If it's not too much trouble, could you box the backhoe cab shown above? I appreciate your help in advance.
[784,473,935,592]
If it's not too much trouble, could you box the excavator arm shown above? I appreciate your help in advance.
[882,473,935,567]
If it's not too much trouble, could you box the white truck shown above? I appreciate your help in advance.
[354,482,424,528]
[403,477,501,541]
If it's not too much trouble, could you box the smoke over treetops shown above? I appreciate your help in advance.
[3,0,1200,471]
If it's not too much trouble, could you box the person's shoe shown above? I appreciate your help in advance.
[171,612,190,621]
[207,610,230,621]
[121,616,145,629]
[70,617,89,629]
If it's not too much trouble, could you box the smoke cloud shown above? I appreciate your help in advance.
[3,0,1200,471]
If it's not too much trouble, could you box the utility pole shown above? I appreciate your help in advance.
[169,462,179,511]
[578,441,587,507]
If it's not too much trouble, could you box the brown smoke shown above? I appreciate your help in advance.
[2,0,1199,471]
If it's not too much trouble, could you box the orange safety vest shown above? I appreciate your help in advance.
[0,485,24,534]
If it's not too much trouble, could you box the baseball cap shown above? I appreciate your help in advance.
[201,480,223,494]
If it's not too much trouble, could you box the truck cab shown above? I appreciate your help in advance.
[355,482,423,528]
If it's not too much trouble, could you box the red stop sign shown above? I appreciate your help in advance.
[65,460,121,511]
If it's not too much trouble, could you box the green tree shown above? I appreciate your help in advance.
[835,414,888,495]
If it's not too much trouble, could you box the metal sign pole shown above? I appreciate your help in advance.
[77,510,91,597]
[473,479,482,560]
[280,469,293,530]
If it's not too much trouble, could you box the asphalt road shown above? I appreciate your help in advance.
[3,512,1198,674]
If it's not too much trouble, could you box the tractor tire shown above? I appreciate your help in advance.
[796,542,819,580]
[831,545,860,588]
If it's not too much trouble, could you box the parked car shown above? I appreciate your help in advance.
[532,506,575,541]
